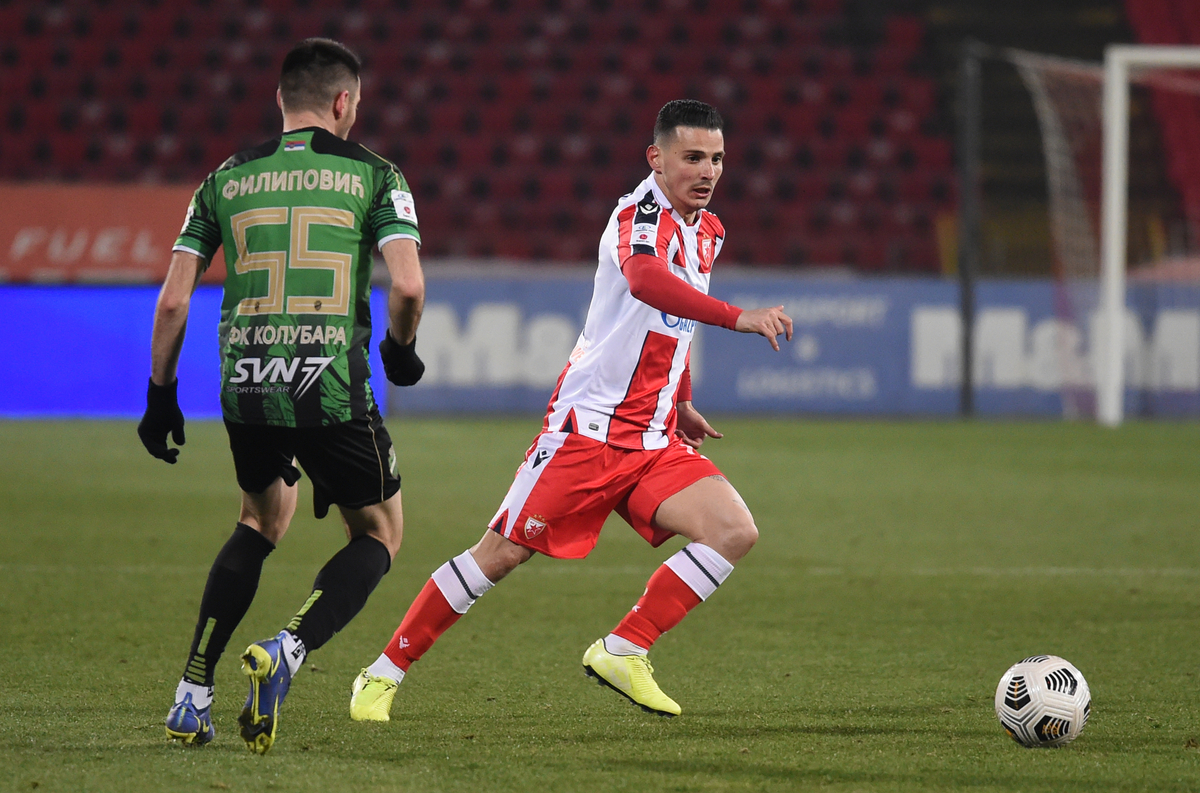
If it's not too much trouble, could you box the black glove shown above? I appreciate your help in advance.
[379,331,425,386]
[137,378,186,463]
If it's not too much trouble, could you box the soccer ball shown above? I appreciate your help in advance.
[994,655,1091,747]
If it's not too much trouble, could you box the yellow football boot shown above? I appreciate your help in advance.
[582,638,681,717]
[350,669,399,722]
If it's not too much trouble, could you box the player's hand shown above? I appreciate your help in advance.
[734,306,793,351]
[137,378,186,464]
[675,401,722,449]
[379,331,425,386]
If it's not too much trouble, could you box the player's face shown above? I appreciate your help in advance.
[648,126,724,223]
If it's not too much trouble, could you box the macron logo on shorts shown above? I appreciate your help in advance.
[532,449,550,468]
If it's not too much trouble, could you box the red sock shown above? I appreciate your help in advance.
[612,565,702,649]
[382,579,463,671]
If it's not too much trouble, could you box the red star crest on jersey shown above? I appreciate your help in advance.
[524,514,547,539]
[698,233,715,273]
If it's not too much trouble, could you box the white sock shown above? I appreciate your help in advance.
[366,653,407,684]
[430,550,496,614]
[174,679,214,710]
[663,542,735,601]
[603,634,648,656]
[280,631,306,678]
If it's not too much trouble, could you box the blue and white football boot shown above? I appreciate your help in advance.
[165,692,215,746]
[238,631,294,754]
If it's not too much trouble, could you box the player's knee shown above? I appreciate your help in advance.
[251,519,288,545]
[367,520,402,558]
[714,510,758,560]
[732,516,759,556]
[482,545,526,581]
[470,532,532,582]
[341,496,404,558]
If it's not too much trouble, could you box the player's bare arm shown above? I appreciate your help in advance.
[149,250,205,386]
[139,250,204,464]
[381,238,424,343]
[378,238,426,386]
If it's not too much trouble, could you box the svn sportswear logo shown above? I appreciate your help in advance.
[228,356,336,398]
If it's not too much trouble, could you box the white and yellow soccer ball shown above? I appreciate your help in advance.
[994,655,1091,747]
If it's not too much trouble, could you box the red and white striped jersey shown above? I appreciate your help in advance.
[542,172,726,450]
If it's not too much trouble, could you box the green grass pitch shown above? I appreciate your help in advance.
[1,418,1198,792]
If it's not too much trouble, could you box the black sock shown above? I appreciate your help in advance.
[287,535,391,653]
[182,523,276,686]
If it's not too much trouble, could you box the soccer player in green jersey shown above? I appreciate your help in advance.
[137,38,426,755]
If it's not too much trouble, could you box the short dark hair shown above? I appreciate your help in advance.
[653,99,724,143]
[279,38,361,113]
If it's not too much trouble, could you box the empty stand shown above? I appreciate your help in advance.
[1,0,952,271]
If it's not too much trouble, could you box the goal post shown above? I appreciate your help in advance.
[1099,45,1200,427]
[967,44,1200,424]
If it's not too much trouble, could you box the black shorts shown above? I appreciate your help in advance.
[225,408,401,519]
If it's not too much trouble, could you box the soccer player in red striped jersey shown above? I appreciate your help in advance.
[349,99,792,720]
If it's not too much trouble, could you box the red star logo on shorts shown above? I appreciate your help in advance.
[524,515,547,540]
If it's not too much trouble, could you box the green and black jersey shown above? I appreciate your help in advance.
[175,127,419,427]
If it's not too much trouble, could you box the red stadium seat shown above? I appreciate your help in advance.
[69,40,120,71]
[884,16,926,52]
[124,101,167,136]
[1,65,35,99]
[45,133,91,173]
[11,38,58,71]
[0,0,947,272]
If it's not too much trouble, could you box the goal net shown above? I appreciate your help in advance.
[1002,46,1200,422]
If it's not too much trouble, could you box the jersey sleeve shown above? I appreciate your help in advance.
[368,163,421,250]
[616,191,675,266]
[173,173,222,266]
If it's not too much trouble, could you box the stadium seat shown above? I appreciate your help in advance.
[0,0,949,271]
[0,65,35,100]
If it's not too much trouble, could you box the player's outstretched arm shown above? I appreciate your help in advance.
[623,253,741,329]
[623,254,792,351]
[378,238,426,386]
[734,305,794,352]
[140,250,204,463]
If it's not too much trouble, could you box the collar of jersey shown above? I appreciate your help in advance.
[281,126,325,138]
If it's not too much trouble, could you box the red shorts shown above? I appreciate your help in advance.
[487,431,724,559]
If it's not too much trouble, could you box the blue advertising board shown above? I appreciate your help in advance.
[2,275,1199,418]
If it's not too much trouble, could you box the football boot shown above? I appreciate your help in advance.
[349,669,399,722]
[582,638,681,717]
[165,693,215,746]
[238,631,294,754]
